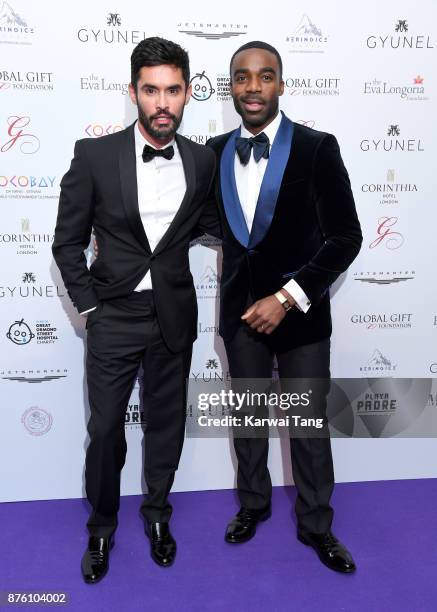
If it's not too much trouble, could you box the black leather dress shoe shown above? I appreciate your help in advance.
[298,530,356,573]
[81,536,114,584]
[145,522,176,567]
[225,506,272,543]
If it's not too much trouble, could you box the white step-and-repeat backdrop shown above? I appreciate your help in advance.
[1,0,436,502]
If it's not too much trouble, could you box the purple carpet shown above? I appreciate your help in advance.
[0,480,435,611]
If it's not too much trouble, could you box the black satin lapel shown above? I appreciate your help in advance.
[119,124,151,252]
[153,134,196,255]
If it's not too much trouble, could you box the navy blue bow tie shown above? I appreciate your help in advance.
[142,144,174,163]
[235,132,270,166]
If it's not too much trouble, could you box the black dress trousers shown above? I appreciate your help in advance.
[85,291,192,538]
[224,319,334,536]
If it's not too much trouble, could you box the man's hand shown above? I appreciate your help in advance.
[241,290,295,334]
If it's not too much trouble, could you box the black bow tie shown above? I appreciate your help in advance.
[142,144,174,163]
[236,132,270,166]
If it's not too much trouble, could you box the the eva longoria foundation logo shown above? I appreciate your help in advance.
[80,73,128,95]
[363,75,428,102]
[177,21,248,40]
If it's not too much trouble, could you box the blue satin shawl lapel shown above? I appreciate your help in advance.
[220,127,250,248]
[249,113,294,248]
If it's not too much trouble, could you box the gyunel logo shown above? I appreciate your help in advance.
[366,19,434,49]
[360,124,424,153]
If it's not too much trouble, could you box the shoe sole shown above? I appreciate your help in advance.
[297,534,356,574]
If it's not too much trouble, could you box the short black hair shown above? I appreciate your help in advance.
[131,36,190,89]
[229,40,283,80]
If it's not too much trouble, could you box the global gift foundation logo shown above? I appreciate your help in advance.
[350,312,413,330]
[285,76,340,96]
[0,70,54,92]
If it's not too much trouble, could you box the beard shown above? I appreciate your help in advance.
[137,103,183,141]
[232,94,279,130]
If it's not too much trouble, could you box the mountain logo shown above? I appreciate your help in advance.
[368,349,392,368]
[0,1,27,27]
[294,14,322,37]
[199,266,220,284]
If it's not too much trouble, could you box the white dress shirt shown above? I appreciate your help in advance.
[133,121,186,291]
[235,112,311,313]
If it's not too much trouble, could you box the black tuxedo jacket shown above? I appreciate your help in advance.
[53,123,216,353]
[206,121,362,352]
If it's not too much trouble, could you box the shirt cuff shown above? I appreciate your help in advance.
[80,306,97,316]
[282,279,311,313]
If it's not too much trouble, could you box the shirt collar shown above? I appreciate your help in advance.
[134,120,176,158]
[240,111,282,145]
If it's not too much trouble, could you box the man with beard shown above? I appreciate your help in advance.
[52,37,216,583]
[206,42,362,573]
